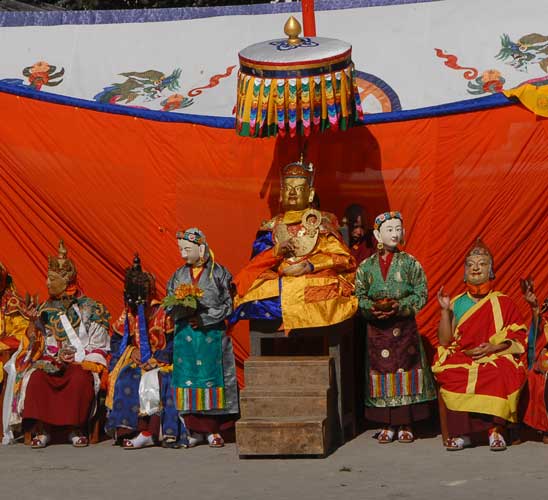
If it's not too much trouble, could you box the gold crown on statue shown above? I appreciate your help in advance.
[281,153,314,186]
[48,239,77,283]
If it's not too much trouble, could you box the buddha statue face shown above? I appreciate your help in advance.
[374,218,403,250]
[178,239,205,267]
[464,254,492,286]
[47,270,68,298]
[281,177,314,212]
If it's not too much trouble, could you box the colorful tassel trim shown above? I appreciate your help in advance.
[236,64,364,138]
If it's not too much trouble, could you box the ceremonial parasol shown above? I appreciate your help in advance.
[236,16,364,138]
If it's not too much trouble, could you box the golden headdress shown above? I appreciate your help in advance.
[281,153,315,187]
[47,239,77,284]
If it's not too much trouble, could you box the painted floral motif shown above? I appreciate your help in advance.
[0,61,64,90]
[161,93,194,111]
[467,69,506,95]
[435,48,506,96]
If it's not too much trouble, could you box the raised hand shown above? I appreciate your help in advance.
[523,288,539,310]
[437,286,451,310]
[277,239,296,257]
[130,348,141,364]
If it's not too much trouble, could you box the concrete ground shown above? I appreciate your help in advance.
[1,431,546,500]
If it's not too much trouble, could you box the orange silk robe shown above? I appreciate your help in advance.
[234,209,357,331]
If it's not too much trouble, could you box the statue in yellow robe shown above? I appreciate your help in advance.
[0,263,32,379]
[231,159,357,331]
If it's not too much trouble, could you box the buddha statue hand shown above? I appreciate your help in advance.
[282,260,313,277]
[277,239,296,258]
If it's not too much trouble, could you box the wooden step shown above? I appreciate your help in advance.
[239,386,331,418]
[243,356,332,388]
[236,417,329,456]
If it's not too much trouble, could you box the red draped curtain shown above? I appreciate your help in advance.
[1,91,547,382]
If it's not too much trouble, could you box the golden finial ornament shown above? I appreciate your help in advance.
[58,239,67,259]
[284,16,302,46]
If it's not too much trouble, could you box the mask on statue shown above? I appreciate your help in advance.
[463,238,495,287]
[374,218,404,250]
[178,239,206,266]
[47,270,68,298]
[464,254,492,286]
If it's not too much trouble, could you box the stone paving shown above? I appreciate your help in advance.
[1,430,546,500]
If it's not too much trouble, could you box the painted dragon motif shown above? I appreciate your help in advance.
[94,69,182,104]
[496,33,548,73]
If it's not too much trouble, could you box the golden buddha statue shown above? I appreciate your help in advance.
[231,159,357,331]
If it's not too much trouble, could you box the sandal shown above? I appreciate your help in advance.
[161,436,180,449]
[377,428,395,444]
[488,430,507,452]
[397,427,414,443]
[69,433,89,448]
[207,433,225,448]
[122,432,155,450]
[181,431,204,449]
[446,436,472,451]
[31,434,50,449]
[67,432,89,448]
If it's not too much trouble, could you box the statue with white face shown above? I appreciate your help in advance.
[373,217,404,251]
[355,211,434,444]
[464,253,492,286]
[177,238,206,267]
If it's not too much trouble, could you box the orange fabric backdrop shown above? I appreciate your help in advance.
[1,91,548,381]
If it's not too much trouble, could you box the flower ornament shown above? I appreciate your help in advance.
[374,211,403,230]
[176,228,205,246]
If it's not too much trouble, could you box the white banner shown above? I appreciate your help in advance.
[1,0,547,118]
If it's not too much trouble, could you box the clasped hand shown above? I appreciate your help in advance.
[371,302,399,320]
[282,260,312,277]
[465,342,505,360]
[59,350,75,363]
